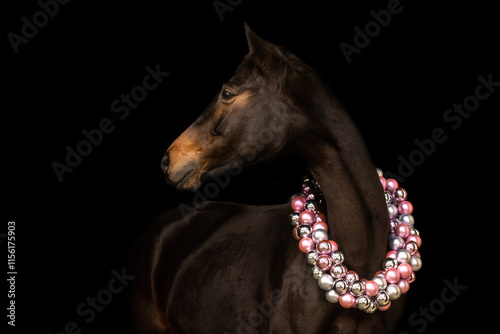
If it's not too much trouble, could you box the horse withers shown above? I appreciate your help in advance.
[128,24,403,334]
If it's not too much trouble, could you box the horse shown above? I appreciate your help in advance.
[127,24,403,333]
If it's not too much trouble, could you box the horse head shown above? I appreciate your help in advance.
[161,24,322,191]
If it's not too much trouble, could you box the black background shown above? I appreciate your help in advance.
[4,0,498,333]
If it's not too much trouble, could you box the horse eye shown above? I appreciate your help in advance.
[221,89,235,101]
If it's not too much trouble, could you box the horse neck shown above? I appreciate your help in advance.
[295,94,389,277]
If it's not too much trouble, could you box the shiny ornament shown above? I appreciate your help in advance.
[364,280,379,297]
[305,200,318,211]
[385,268,401,284]
[306,250,319,265]
[318,273,334,290]
[311,266,323,280]
[333,279,348,294]
[398,201,413,215]
[339,293,356,308]
[388,235,405,250]
[316,255,333,271]
[398,215,415,227]
[386,179,399,193]
[379,176,387,190]
[398,279,410,294]
[291,196,306,212]
[404,241,419,254]
[325,289,340,303]
[297,225,312,239]
[398,214,415,226]
[331,264,347,278]
[407,272,416,284]
[407,234,422,248]
[299,211,315,225]
[382,258,398,270]
[365,302,378,314]
[378,302,392,311]
[345,271,359,282]
[398,263,413,279]
[356,295,371,311]
[289,212,300,226]
[299,237,315,253]
[410,255,422,272]
[393,187,407,203]
[312,221,328,232]
[316,240,332,254]
[312,229,328,243]
[396,249,411,264]
[376,291,390,307]
[384,191,392,204]
[373,275,387,290]
[387,204,399,220]
[386,284,401,300]
[394,223,410,239]
[331,250,345,264]
[351,280,365,296]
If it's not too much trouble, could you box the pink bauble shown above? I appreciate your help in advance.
[394,223,410,239]
[316,213,326,222]
[379,177,387,190]
[386,250,397,259]
[385,268,401,284]
[291,196,305,212]
[316,240,332,254]
[398,263,413,279]
[299,211,315,225]
[316,255,333,271]
[339,293,356,308]
[406,234,422,248]
[398,279,410,294]
[398,201,413,215]
[377,301,391,311]
[365,280,379,297]
[329,240,338,252]
[299,237,315,253]
[386,179,399,193]
[313,221,328,232]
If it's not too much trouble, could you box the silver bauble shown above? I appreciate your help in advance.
[333,279,348,294]
[298,225,312,239]
[373,275,388,290]
[396,249,411,264]
[386,284,401,300]
[318,274,334,291]
[410,255,422,272]
[398,214,415,226]
[325,289,340,303]
[331,250,345,264]
[351,280,365,296]
[387,235,405,250]
[356,295,371,311]
[312,229,328,243]
[311,266,323,280]
[306,250,319,266]
[376,291,390,307]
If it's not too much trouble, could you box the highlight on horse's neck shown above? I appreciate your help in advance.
[294,85,389,276]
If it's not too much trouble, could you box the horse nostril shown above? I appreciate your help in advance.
[161,152,170,174]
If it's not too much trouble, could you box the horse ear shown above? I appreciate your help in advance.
[244,23,271,56]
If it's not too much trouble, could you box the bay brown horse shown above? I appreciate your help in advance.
[128,24,403,333]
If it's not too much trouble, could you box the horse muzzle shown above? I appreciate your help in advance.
[161,150,203,191]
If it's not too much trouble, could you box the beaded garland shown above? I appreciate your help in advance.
[289,169,422,313]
